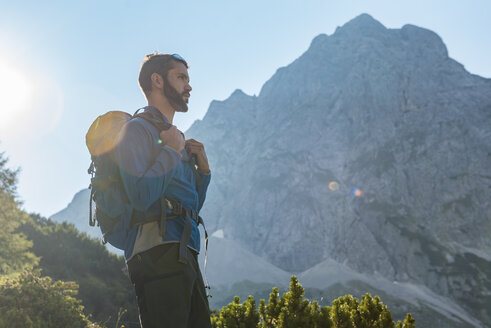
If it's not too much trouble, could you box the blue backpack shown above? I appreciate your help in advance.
[85,109,202,250]
[85,110,171,249]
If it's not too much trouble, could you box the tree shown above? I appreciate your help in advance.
[0,151,19,197]
[330,295,357,328]
[0,150,131,326]
[212,295,259,328]
[0,151,38,275]
[396,314,415,328]
[278,276,315,327]
[333,293,395,328]
[0,269,101,328]
[259,287,283,327]
[18,215,139,327]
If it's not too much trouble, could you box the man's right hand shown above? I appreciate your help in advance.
[160,125,185,153]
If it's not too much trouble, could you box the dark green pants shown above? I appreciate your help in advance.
[127,243,212,328]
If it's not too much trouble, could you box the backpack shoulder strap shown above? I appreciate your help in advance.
[133,110,172,132]
[134,109,203,186]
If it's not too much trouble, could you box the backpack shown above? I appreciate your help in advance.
[85,109,173,249]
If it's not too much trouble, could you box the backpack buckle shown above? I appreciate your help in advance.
[165,199,173,211]
[88,161,95,177]
[166,199,182,216]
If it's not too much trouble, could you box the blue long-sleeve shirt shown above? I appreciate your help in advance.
[115,106,211,260]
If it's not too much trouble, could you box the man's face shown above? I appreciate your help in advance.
[163,62,192,112]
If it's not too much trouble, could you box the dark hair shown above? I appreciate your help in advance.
[138,53,189,98]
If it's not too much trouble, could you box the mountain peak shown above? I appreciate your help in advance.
[228,89,251,100]
[348,13,380,25]
[334,13,386,36]
[400,24,448,58]
[219,89,254,107]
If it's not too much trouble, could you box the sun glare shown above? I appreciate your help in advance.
[0,62,31,130]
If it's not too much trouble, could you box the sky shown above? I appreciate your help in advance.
[0,0,490,217]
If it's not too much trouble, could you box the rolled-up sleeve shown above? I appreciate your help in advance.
[115,119,181,211]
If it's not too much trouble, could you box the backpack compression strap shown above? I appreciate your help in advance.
[88,161,96,227]
[163,198,211,296]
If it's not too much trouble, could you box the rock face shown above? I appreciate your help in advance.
[51,189,92,236]
[186,14,491,325]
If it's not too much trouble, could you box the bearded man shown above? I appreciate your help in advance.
[115,53,212,328]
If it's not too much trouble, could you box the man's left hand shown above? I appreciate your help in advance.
[185,139,210,174]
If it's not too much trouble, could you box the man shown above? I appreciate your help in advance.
[115,53,212,327]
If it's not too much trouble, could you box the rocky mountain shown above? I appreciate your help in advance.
[185,13,491,326]
[51,189,91,235]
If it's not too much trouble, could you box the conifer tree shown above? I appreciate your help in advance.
[317,305,333,328]
[0,151,18,197]
[395,314,415,328]
[278,276,315,327]
[0,150,103,326]
[212,295,259,328]
[353,294,395,328]
[19,214,139,326]
[330,295,357,328]
[0,151,38,275]
[259,286,283,327]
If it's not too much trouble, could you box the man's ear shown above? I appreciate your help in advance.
[151,73,164,89]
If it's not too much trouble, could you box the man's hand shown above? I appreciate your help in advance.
[185,139,210,174]
[160,126,185,153]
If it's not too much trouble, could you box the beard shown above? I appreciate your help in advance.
[163,76,189,112]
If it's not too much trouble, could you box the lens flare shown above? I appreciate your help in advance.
[328,181,339,191]
[86,111,132,156]
[351,188,363,197]
[0,62,31,131]
[0,60,64,139]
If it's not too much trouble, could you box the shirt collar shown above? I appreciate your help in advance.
[144,106,171,124]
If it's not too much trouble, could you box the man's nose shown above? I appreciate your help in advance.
[185,83,192,92]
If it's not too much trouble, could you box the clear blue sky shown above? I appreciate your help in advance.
[0,0,490,217]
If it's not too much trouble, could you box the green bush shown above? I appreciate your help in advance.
[211,276,415,328]
[0,269,101,328]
